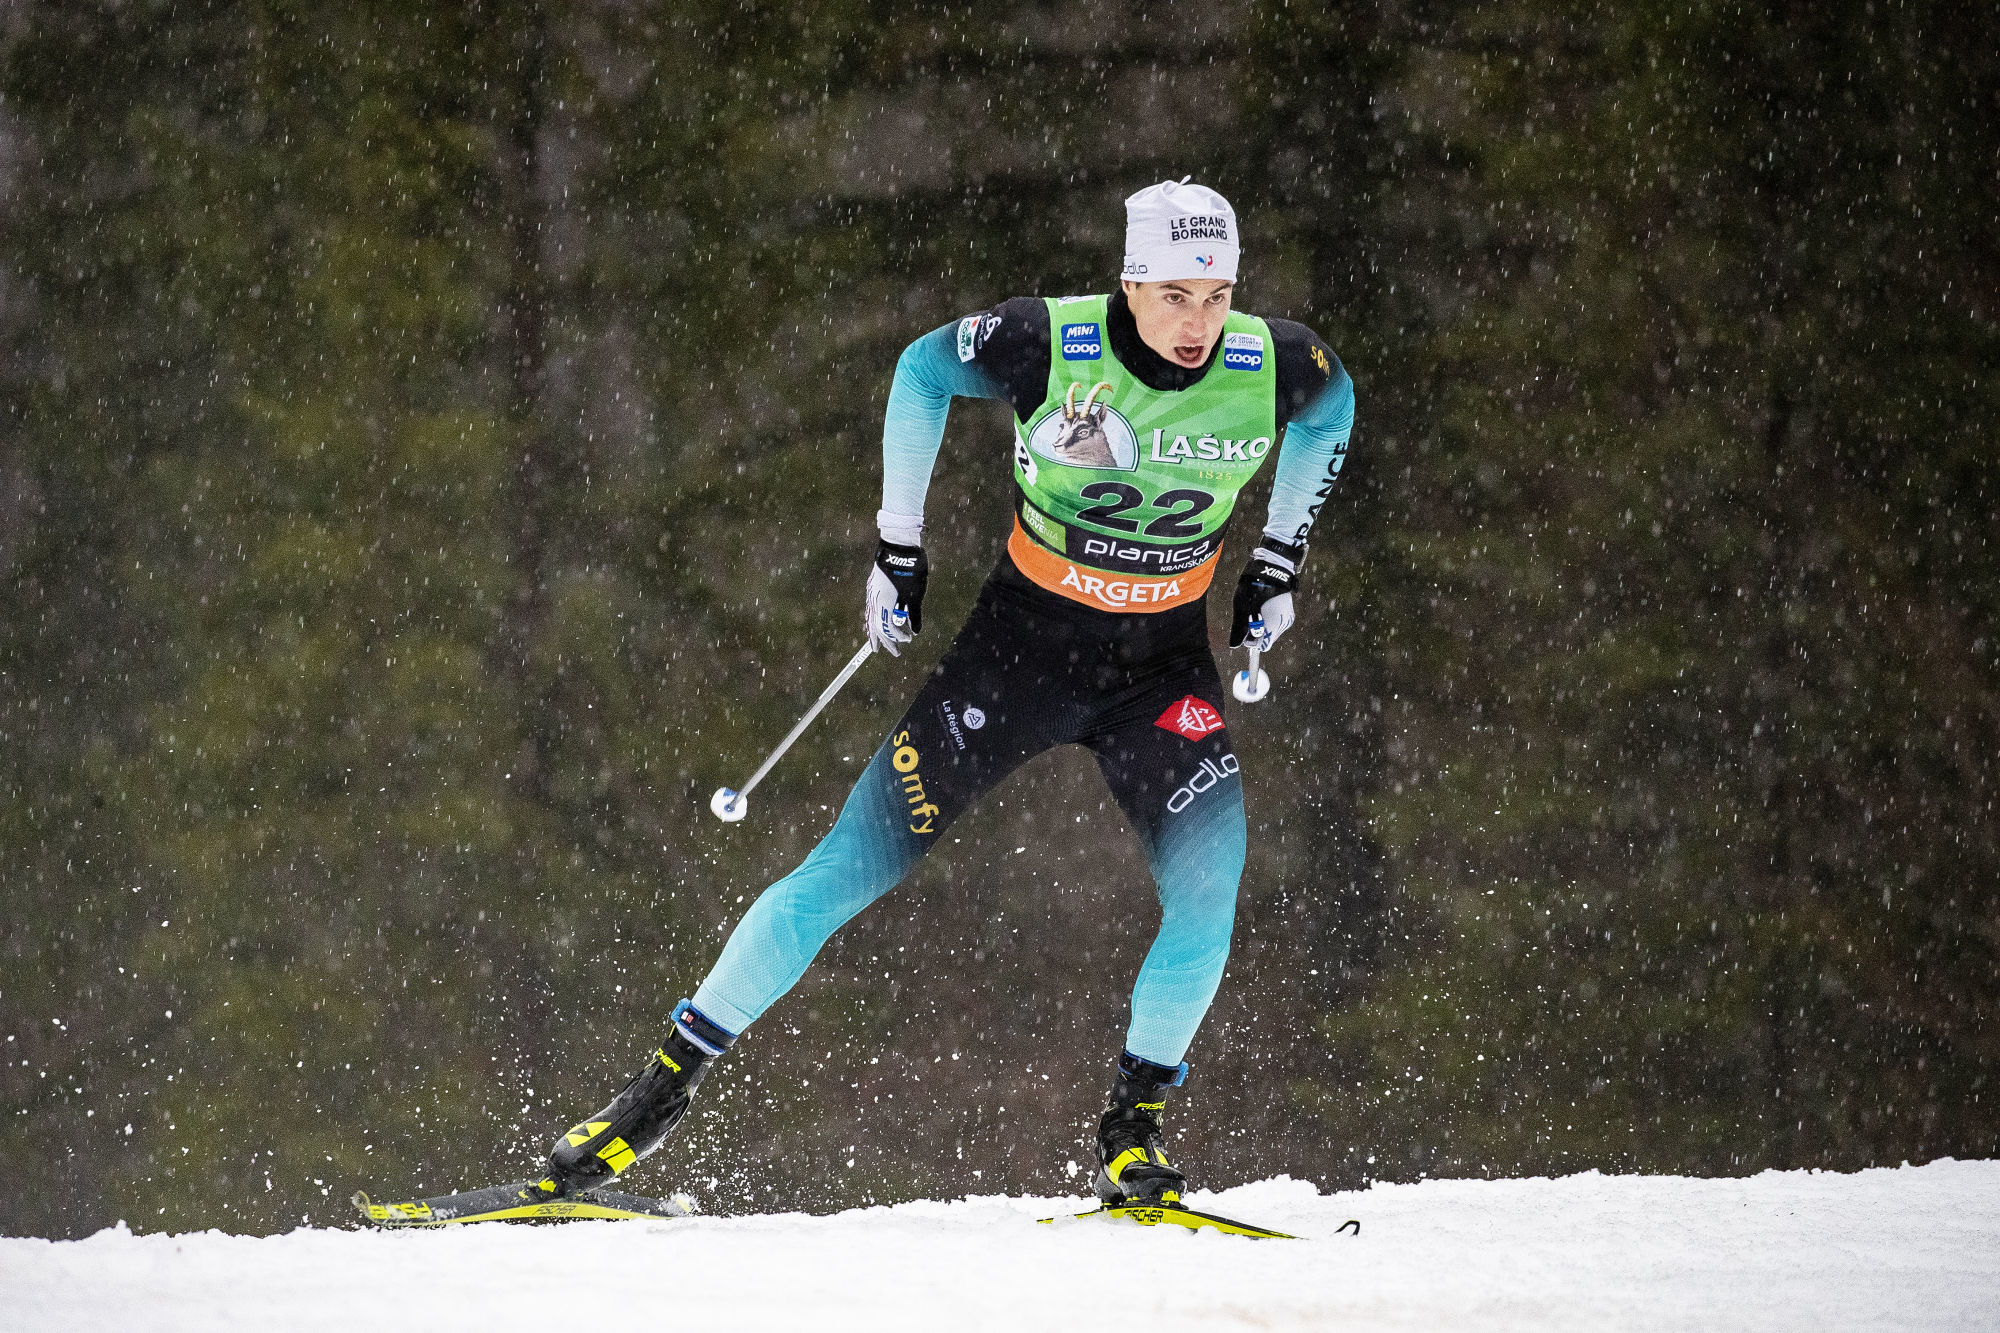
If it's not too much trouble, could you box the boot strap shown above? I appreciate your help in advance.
[1107,1145,1174,1183]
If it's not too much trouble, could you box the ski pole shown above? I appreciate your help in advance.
[1232,616,1272,703]
[711,637,879,822]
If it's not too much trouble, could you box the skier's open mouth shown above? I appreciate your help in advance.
[1173,343,1207,365]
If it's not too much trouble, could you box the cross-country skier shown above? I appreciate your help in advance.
[542,179,1354,1211]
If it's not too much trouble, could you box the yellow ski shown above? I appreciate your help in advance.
[1038,1197,1323,1240]
[352,1181,696,1227]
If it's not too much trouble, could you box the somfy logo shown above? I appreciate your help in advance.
[891,729,939,833]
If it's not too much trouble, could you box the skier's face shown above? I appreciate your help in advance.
[1121,278,1234,369]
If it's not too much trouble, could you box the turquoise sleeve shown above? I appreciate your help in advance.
[880,321,1007,520]
[1261,362,1355,548]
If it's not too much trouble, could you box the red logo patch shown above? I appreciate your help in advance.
[1155,695,1225,741]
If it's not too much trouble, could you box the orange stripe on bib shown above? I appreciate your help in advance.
[1006,519,1220,613]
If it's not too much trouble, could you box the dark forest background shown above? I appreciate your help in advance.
[2,0,1995,1237]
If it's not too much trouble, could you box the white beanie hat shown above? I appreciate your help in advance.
[1121,178,1239,283]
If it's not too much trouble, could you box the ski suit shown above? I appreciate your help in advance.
[690,289,1354,1066]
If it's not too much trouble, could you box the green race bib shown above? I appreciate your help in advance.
[1012,295,1277,581]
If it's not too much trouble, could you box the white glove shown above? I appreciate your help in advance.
[1229,540,1303,650]
[1252,589,1296,649]
[866,563,914,655]
[865,511,926,657]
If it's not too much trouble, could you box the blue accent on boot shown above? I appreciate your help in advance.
[671,999,737,1056]
[1119,1051,1189,1087]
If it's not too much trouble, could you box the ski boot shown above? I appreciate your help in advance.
[536,999,736,1199]
[1093,1051,1189,1205]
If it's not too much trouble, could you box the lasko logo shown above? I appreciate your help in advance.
[1222,331,1264,372]
[1149,428,1271,464]
[890,730,939,833]
[1156,694,1226,741]
[1060,322,1102,360]
[1166,754,1241,813]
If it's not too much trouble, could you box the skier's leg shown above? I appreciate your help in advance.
[690,604,1065,1035]
[1084,678,1243,1205]
[1089,684,1246,1068]
[689,717,1003,1033]
[551,613,1052,1192]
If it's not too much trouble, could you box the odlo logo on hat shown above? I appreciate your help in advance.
[1155,695,1225,741]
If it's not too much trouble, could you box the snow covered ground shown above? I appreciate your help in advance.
[5,1161,1998,1331]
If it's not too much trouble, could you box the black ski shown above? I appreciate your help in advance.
[352,1180,697,1227]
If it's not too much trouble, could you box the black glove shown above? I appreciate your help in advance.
[866,539,929,653]
[1228,539,1303,648]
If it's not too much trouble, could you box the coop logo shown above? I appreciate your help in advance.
[1222,331,1264,372]
[1060,322,1102,360]
[1165,754,1240,813]
[1155,695,1225,741]
[890,730,939,834]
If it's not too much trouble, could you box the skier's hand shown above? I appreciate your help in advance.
[866,538,928,656]
[1228,540,1302,649]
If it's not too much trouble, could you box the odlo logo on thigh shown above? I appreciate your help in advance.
[891,731,939,833]
[1166,754,1240,814]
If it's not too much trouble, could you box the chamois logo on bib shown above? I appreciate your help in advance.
[1028,381,1138,471]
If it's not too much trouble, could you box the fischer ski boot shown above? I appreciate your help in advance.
[539,1000,735,1198]
[1093,1051,1189,1205]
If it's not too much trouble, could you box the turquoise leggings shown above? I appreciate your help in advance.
[692,564,1246,1067]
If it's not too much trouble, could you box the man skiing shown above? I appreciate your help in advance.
[543,179,1354,1213]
